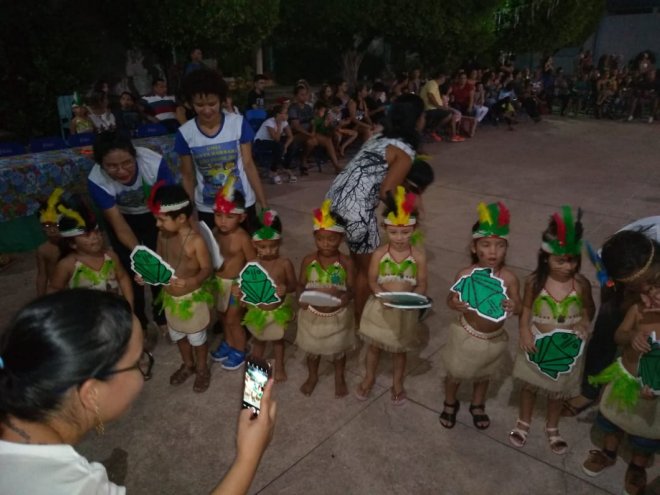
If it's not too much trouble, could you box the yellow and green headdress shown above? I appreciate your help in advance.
[252,209,281,241]
[473,202,510,240]
[39,188,65,224]
[56,194,98,238]
[384,186,417,227]
[313,199,344,233]
[214,176,245,214]
[541,206,583,256]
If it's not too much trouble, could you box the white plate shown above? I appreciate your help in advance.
[299,290,341,307]
[376,291,431,309]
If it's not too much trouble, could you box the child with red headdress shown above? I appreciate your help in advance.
[440,202,521,430]
[509,206,595,455]
[355,186,428,405]
[296,199,356,398]
[146,182,214,392]
[210,177,257,371]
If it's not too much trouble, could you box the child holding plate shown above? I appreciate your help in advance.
[295,200,356,398]
[441,202,521,429]
[581,259,660,495]
[356,187,428,405]
[510,206,595,454]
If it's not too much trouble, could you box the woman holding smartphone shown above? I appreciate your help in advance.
[0,289,277,495]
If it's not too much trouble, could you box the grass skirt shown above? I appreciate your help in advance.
[358,295,418,353]
[295,304,356,359]
[162,288,211,334]
[440,317,509,383]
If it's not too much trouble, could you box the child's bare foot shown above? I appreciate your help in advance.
[274,368,288,383]
[300,376,318,396]
[334,376,348,398]
[354,380,373,401]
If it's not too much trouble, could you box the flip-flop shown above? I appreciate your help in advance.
[561,398,595,417]
[354,384,371,401]
[391,388,407,406]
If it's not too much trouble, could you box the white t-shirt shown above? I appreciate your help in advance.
[0,440,125,495]
[254,117,288,141]
[87,147,173,215]
[174,114,256,212]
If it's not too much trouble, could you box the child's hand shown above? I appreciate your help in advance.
[502,298,516,315]
[134,274,145,286]
[276,285,286,298]
[632,330,652,354]
[449,292,471,313]
[573,323,590,341]
[231,284,242,298]
[170,277,187,289]
[519,328,537,353]
[640,385,656,400]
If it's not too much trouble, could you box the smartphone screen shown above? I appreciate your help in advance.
[242,358,270,415]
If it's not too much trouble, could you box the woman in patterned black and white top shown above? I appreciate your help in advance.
[326,94,431,319]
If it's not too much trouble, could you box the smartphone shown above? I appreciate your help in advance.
[242,355,271,416]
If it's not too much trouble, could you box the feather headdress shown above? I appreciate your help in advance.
[541,206,583,256]
[313,199,344,233]
[384,186,417,226]
[214,176,245,214]
[146,180,190,215]
[252,209,281,240]
[39,188,65,224]
[472,202,510,239]
[56,194,97,238]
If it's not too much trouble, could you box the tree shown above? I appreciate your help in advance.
[275,0,502,86]
[494,0,606,54]
[128,0,280,69]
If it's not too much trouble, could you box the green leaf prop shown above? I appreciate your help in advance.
[238,262,281,306]
[527,330,584,380]
[638,336,660,394]
[450,267,508,322]
[130,246,175,286]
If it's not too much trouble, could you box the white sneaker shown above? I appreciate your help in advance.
[649,116,654,124]
[627,115,634,122]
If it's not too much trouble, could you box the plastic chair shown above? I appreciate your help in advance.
[0,142,26,157]
[29,136,68,153]
[245,108,267,133]
[57,94,74,139]
[135,123,168,138]
[68,132,95,147]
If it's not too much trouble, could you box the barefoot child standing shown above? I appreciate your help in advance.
[510,207,595,454]
[356,187,427,405]
[295,200,356,397]
[440,202,521,429]
[36,189,64,296]
[210,178,257,370]
[243,210,296,382]
[149,183,214,393]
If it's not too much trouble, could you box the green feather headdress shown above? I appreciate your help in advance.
[252,209,281,241]
[541,206,583,256]
[472,202,510,239]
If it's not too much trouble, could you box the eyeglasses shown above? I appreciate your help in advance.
[103,350,154,381]
[103,159,135,174]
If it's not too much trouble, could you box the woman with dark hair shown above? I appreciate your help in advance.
[0,289,276,494]
[88,131,175,334]
[347,83,374,143]
[326,94,434,319]
[562,228,660,416]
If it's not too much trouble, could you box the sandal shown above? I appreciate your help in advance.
[469,404,490,430]
[193,369,211,393]
[545,425,568,455]
[509,419,530,448]
[439,401,460,429]
[561,397,595,417]
[391,388,407,406]
[354,383,372,401]
[170,364,195,385]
